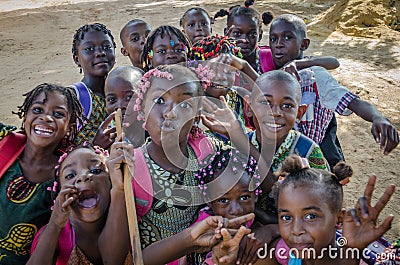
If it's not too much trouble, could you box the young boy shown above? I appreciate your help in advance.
[120,19,151,69]
[268,14,399,168]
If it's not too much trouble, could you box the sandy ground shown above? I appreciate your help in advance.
[0,0,399,241]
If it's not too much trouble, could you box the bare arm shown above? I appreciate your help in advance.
[295,56,340,70]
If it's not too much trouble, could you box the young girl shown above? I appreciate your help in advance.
[217,1,339,74]
[0,83,83,265]
[28,142,133,265]
[120,19,151,69]
[180,7,213,45]
[213,154,395,265]
[71,23,116,145]
[133,63,230,263]
[141,25,191,71]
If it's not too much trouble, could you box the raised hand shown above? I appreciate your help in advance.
[342,175,395,249]
[49,184,77,229]
[92,112,116,149]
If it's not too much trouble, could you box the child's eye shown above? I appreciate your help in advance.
[304,213,317,220]
[84,46,95,52]
[281,215,292,221]
[174,48,184,53]
[201,22,208,27]
[32,107,43,114]
[232,31,241,37]
[269,36,277,43]
[153,97,165,104]
[90,168,103,175]
[282,103,295,110]
[156,49,166,54]
[240,195,251,201]
[106,97,116,104]
[102,44,113,50]
[131,37,140,42]
[64,173,76,180]
[249,32,258,39]
[284,35,293,41]
[53,111,66,118]
[125,94,133,101]
[188,23,195,27]
[180,101,191,109]
[218,198,230,204]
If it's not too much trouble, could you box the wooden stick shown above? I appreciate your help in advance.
[115,108,144,264]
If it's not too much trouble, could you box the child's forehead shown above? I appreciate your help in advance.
[81,30,112,42]
[230,14,258,27]
[126,22,150,34]
[186,9,209,20]
[253,79,299,98]
[270,20,298,34]
[149,77,198,94]
[32,90,67,106]
[105,77,135,94]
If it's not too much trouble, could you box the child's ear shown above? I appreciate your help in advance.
[300,38,310,51]
[121,47,129,57]
[223,27,228,36]
[296,104,307,120]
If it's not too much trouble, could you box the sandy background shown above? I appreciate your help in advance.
[0,0,399,241]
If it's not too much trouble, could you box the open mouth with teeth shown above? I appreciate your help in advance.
[264,122,285,131]
[77,190,99,209]
[34,125,54,136]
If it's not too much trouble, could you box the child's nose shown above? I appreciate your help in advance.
[229,202,244,217]
[270,105,283,116]
[291,218,305,236]
[40,112,54,122]
[74,171,92,185]
[163,104,177,119]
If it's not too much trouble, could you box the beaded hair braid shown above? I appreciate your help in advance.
[214,0,274,28]
[196,148,262,196]
[133,64,212,118]
[13,83,84,138]
[48,144,109,201]
[141,25,191,72]
[72,23,116,56]
[188,35,243,61]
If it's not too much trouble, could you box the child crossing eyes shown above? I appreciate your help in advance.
[141,25,190,72]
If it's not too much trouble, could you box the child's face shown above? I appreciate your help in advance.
[74,30,116,77]
[206,63,236,98]
[249,79,302,147]
[182,10,212,45]
[24,91,72,148]
[142,76,200,146]
[121,22,151,67]
[59,148,111,223]
[226,15,260,60]
[105,77,136,119]
[278,184,339,255]
[151,34,187,68]
[269,20,305,69]
[208,168,255,220]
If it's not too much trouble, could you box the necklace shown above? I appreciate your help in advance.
[255,46,261,74]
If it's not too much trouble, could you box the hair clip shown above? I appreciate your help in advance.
[170,39,175,47]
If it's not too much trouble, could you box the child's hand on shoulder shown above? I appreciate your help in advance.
[280,61,300,82]
[107,133,134,192]
[92,112,117,150]
[50,184,77,229]
[342,175,395,250]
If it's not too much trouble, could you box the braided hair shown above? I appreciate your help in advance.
[196,147,261,197]
[141,25,191,72]
[72,23,116,57]
[14,83,84,139]
[179,7,213,27]
[214,0,274,28]
[276,155,352,212]
[188,35,242,61]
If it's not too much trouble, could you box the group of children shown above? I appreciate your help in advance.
[0,1,399,264]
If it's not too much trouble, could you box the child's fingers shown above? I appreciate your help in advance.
[100,111,116,130]
[349,208,361,226]
[374,214,394,238]
[61,196,75,210]
[227,213,255,229]
[363,175,376,206]
[373,184,395,214]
